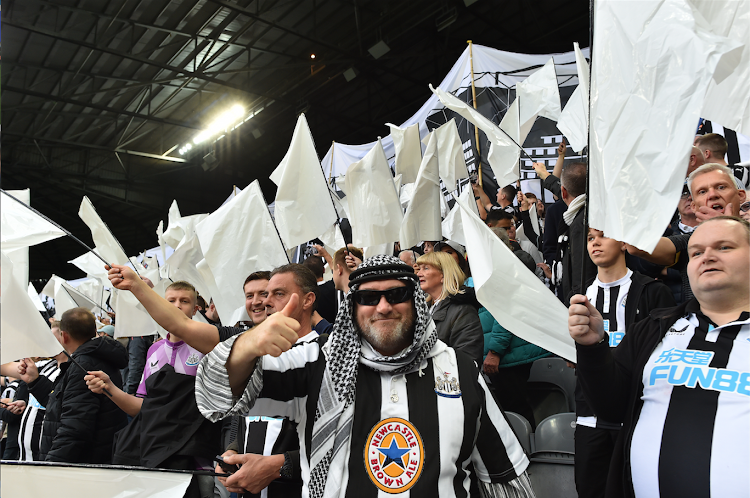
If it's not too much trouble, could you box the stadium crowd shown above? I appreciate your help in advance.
[1,133,749,498]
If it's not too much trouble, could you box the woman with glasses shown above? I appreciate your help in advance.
[416,251,483,365]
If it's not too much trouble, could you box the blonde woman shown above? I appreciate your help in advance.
[416,251,483,364]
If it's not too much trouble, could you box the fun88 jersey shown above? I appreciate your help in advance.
[631,312,750,498]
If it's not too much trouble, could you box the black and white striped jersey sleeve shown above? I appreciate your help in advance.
[196,333,321,423]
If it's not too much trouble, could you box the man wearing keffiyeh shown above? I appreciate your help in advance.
[196,255,535,498]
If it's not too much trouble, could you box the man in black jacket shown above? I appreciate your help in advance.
[19,307,127,463]
[568,216,750,498]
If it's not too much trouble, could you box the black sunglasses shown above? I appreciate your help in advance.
[353,286,414,306]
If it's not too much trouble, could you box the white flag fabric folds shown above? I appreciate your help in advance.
[196,180,289,323]
[344,140,404,248]
[556,42,590,153]
[68,251,110,280]
[696,0,750,136]
[456,196,575,361]
[399,133,443,249]
[42,275,80,318]
[517,58,562,124]
[0,462,191,498]
[1,253,63,363]
[1,189,65,252]
[441,185,480,247]
[111,288,159,339]
[433,118,469,190]
[78,196,129,266]
[28,283,47,312]
[270,114,338,249]
[431,85,520,189]
[387,123,422,184]
[589,0,744,252]
[161,201,208,251]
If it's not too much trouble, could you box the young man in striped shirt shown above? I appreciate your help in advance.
[569,216,750,497]
[575,228,674,498]
[196,255,533,498]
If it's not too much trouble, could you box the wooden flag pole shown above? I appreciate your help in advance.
[468,40,482,187]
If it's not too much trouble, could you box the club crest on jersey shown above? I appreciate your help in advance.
[185,353,200,366]
[364,418,424,493]
[434,372,461,398]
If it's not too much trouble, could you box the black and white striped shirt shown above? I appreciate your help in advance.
[577,271,633,429]
[631,312,750,497]
[197,337,528,498]
[19,359,61,461]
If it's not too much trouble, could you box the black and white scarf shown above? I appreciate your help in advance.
[308,254,437,498]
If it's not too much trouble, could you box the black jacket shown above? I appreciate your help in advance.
[575,271,675,420]
[556,206,597,306]
[576,299,706,498]
[431,289,484,365]
[29,336,128,463]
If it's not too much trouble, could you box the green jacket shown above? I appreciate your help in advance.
[479,308,552,368]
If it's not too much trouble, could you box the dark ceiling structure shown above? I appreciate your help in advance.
[1,0,589,283]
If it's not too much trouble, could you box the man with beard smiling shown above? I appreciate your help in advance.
[196,255,534,498]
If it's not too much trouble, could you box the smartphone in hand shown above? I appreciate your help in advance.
[214,455,239,474]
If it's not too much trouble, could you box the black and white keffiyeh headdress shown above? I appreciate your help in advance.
[308,254,437,498]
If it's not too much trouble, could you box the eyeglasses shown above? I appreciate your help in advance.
[353,286,414,306]
[680,188,691,199]
[741,201,750,213]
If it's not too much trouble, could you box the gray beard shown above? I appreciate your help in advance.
[355,309,416,357]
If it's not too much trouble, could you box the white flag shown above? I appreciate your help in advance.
[78,196,129,266]
[270,114,338,249]
[517,58,562,124]
[441,184,480,247]
[433,118,469,191]
[431,84,520,189]
[456,196,575,361]
[399,132,442,249]
[589,0,743,252]
[697,0,750,136]
[42,275,80,318]
[1,253,63,363]
[1,190,65,252]
[345,140,404,247]
[68,251,110,280]
[196,180,289,323]
[387,123,422,184]
[111,288,159,339]
[556,42,590,153]
[28,283,47,312]
[0,462,191,498]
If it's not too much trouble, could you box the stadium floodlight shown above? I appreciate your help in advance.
[193,104,245,145]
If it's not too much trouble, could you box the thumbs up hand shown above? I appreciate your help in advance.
[244,293,301,358]
[568,294,605,346]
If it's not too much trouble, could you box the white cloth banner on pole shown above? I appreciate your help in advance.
[0,463,191,498]
[320,45,588,179]
[28,283,47,312]
[68,251,110,280]
[695,0,750,136]
[42,275,80,318]
[161,201,208,252]
[456,196,575,361]
[78,196,129,266]
[1,253,63,363]
[196,180,290,323]
[556,42,590,153]
[344,139,404,248]
[441,184,480,247]
[270,114,339,249]
[399,132,443,249]
[589,0,743,253]
[111,288,159,339]
[433,118,470,191]
[431,85,520,189]
[517,58,562,124]
[1,189,65,253]
[388,123,422,184]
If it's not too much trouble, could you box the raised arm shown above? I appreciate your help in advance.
[107,265,220,354]
[625,237,680,267]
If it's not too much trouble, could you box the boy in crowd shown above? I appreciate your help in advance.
[574,228,674,498]
[86,281,219,498]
